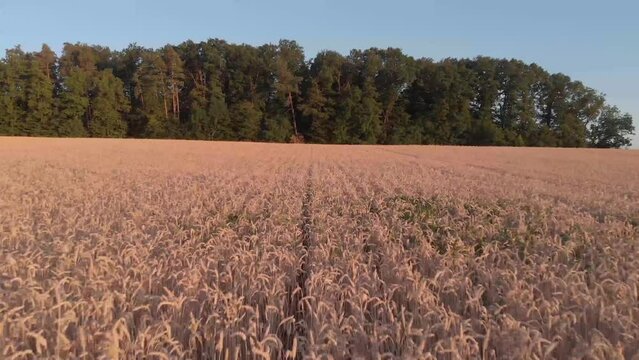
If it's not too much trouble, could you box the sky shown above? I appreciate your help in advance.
[0,0,637,146]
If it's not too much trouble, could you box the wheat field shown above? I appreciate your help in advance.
[0,137,638,359]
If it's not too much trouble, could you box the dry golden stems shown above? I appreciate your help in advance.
[0,137,638,359]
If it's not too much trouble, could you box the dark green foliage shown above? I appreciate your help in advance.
[406,60,474,144]
[0,40,633,147]
[88,70,129,137]
[231,101,261,141]
[300,80,331,143]
[274,40,305,136]
[589,106,635,148]
[373,48,416,143]
[0,60,14,135]
[351,83,383,144]
[205,78,233,140]
[133,51,171,138]
[23,55,55,135]
[57,68,89,137]
[26,46,57,136]
[263,111,293,142]
[468,118,505,146]
[0,47,27,135]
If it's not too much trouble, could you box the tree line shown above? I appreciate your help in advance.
[0,39,634,147]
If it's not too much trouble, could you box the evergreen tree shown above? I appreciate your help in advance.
[232,101,262,141]
[347,49,384,143]
[302,50,346,142]
[0,47,27,135]
[0,60,9,134]
[36,44,57,82]
[134,51,173,137]
[274,40,304,137]
[58,44,98,136]
[57,68,89,137]
[24,52,56,135]
[88,70,129,137]
[179,41,209,139]
[407,60,473,144]
[206,78,233,140]
[333,89,356,144]
[300,80,331,143]
[163,46,185,124]
[112,44,146,136]
[373,48,416,142]
[0,38,633,148]
[60,43,98,75]
[0,52,18,135]
[351,81,382,144]
[225,44,267,106]
[387,96,422,144]
[183,40,238,140]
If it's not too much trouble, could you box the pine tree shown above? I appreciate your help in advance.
[135,51,174,137]
[0,56,17,135]
[187,86,208,139]
[112,44,146,137]
[351,81,382,144]
[88,70,129,137]
[36,44,57,81]
[0,47,27,135]
[333,89,356,144]
[374,48,416,142]
[0,38,633,147]
[207,77,233,140]
[57,44,98,136]
[185,69,209,139]
[387,97,422,144]
[163,46,184,122]
[188,74,233,140]
[24,53,55,135]
[57,68,89,137]
[232,101,262,141]
[303,50,346,142]
[407,60,473,144]
[274,40,304,137]
[301,80,331,143]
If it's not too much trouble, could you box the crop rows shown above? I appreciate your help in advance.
[1,138,638,359]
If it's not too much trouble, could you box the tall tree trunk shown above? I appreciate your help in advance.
[176,89,180,117]
[383,96,398,133]
[172,90,176,115]
[163,94,168,119]
[288,91,297,135]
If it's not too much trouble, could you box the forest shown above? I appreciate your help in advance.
[0,39,634,147]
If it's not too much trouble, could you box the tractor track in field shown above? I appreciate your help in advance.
[281,163,315,358]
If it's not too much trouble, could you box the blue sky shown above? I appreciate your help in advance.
[1,0,637,146]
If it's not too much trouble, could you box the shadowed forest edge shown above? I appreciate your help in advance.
[0,39,634,148]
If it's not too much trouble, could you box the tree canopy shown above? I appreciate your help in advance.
[0,39,634,147]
